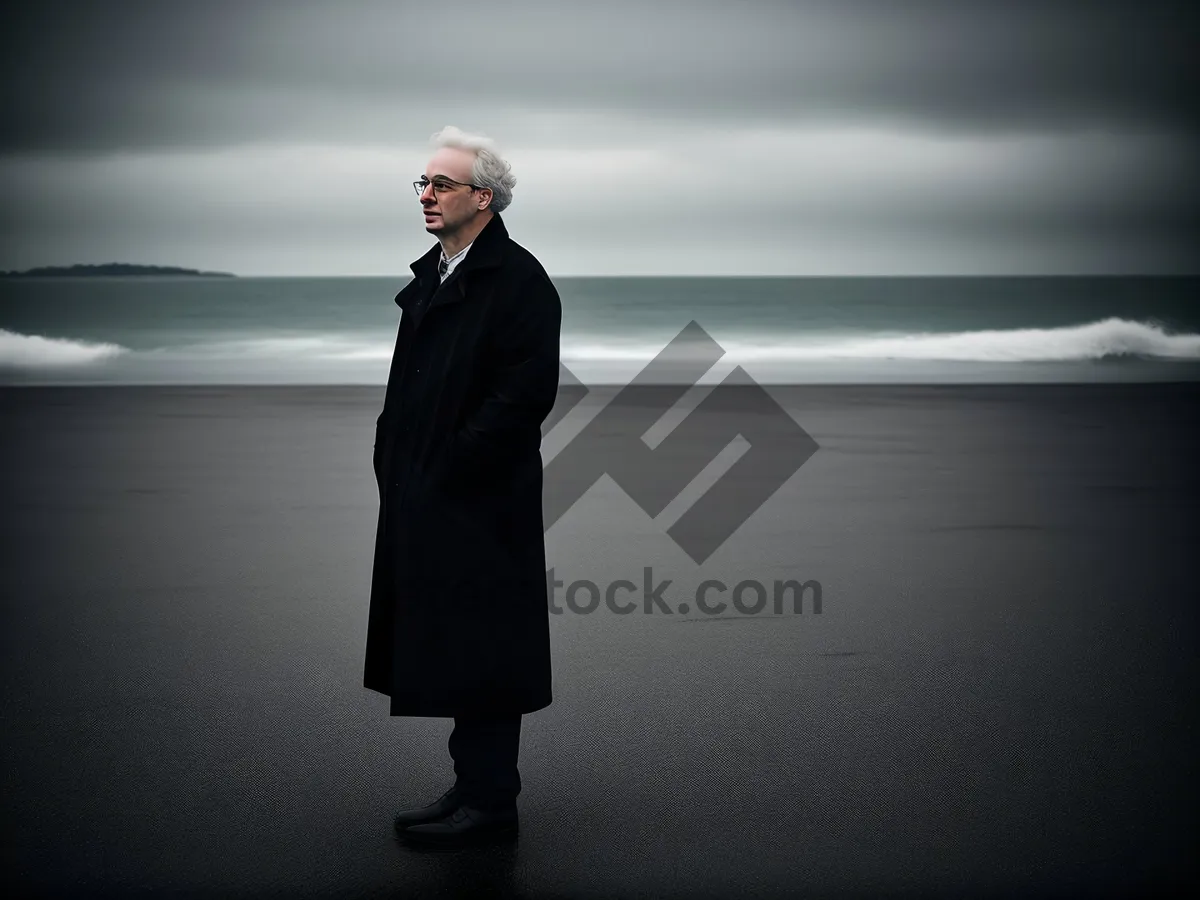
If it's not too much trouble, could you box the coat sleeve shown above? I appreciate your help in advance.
[442,270,562,485]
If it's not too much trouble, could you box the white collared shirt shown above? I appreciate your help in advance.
[439,241,474,283]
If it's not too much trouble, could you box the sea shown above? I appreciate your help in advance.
[2,276,1198,385]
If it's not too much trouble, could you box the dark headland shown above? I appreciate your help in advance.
[0,263,235,277]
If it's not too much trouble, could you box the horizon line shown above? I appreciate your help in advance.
[220,271,1200,279]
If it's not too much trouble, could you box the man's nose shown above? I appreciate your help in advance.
[419,182,436,201]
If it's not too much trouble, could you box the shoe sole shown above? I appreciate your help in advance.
[393,809,458,835]
[392,796,463,835]
[393,818,448,836]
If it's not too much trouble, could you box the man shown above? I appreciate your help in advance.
[363,126,561,850]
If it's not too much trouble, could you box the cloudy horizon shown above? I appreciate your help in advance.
[2,0,1196,276]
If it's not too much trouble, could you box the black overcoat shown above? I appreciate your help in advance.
[363,213,561,717]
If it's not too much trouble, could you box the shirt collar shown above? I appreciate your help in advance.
[405,212,508,288]
[440,241,473,266]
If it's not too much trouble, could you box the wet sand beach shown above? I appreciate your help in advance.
[2,384,1197,897]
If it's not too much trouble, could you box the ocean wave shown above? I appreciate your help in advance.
[3,318,1198,376]
[0,331,394,369]
[0,329,129,367]
[564,318,1200,363]
[146,335,395,361]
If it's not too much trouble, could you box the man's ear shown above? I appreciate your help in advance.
[478,189,492,210]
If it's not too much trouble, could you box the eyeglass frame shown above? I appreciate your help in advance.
[413,175,485,197]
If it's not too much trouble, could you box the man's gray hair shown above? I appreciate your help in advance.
[430,126,517,214]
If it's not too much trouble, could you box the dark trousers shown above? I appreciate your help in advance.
[449,714,522,810]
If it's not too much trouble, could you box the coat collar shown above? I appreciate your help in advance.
[395,212,508,310]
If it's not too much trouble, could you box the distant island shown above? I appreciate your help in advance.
[0,263,236,278]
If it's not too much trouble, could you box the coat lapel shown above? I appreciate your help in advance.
[394,212,508,312]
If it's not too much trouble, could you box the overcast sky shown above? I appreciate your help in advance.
[1,0,1196,275]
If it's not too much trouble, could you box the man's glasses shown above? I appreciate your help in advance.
[414,176,482,197]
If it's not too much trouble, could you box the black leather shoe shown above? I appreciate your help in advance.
[399,804,518,850]
[392,787,464,835]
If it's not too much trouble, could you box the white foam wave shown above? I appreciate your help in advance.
[564,318,1200,364]
[0,329,129,367]
[3,319,1197,385]
[147,334,395,361]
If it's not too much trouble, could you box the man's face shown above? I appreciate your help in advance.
[419,147,487,237]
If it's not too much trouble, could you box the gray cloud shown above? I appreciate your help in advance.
[2,125,1193,274]
[2,0,1197,155]
[1,0,1196,274]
